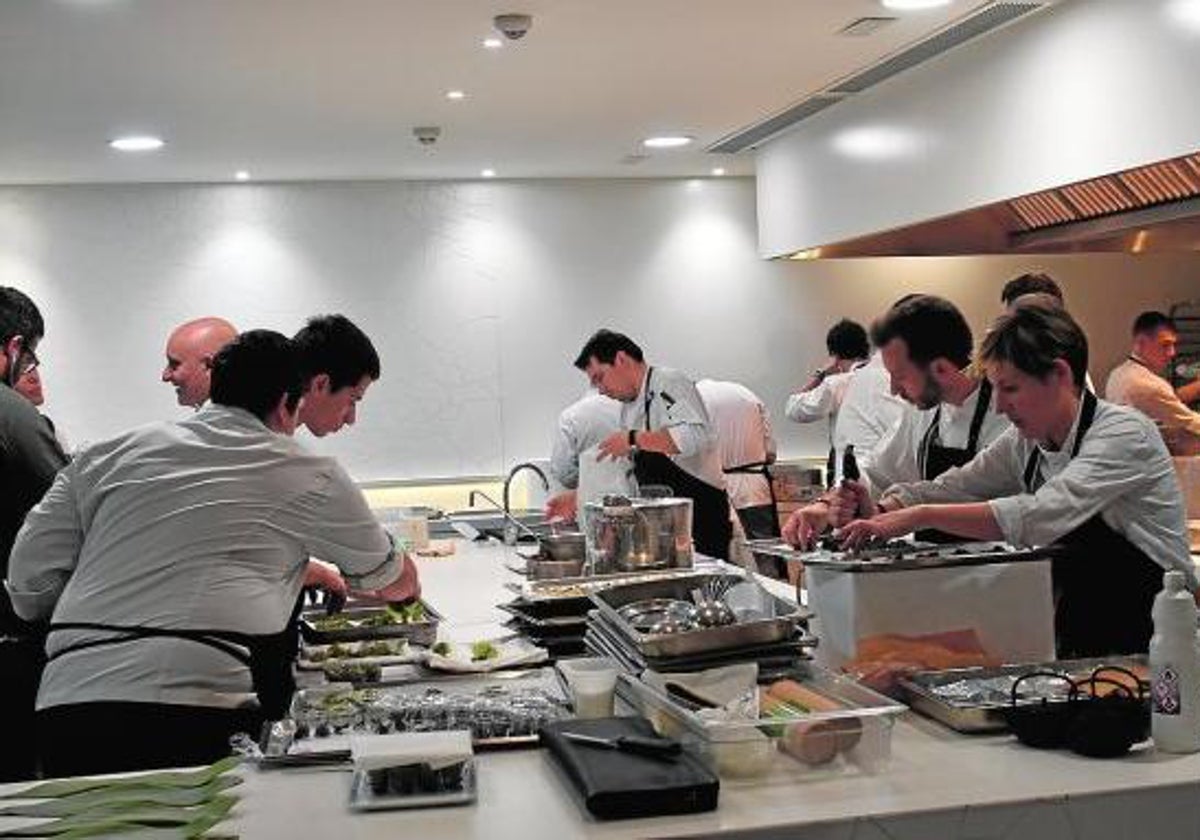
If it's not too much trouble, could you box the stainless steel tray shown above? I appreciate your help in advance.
[746,539,1063,573]
[300,601,442,646]
[519,567,710,601]
[898,655,1149,733]
[588,572,807,658]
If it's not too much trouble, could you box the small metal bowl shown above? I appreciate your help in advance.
[618,598,698,633]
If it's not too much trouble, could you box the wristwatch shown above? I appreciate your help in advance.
[628,429,639,455]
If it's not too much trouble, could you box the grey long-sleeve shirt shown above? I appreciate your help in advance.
[6,404,399,710]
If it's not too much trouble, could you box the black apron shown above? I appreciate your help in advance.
[1023,390,1165,658]
[632,369,733,560]
[914,379,993,543]
[46,616,299,721]
[724,459,780,540]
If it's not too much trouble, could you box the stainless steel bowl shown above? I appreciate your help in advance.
[540,531,587,563]
[526,556,585,580]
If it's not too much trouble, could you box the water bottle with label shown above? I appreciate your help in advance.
[1150,570,1200,753]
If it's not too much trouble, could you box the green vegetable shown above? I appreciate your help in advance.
[312,614,353,632]
[470,640,500,662]
[432,641,452,656]
[3,757,240,801]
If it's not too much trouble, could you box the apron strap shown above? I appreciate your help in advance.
[1023,390,1099,492]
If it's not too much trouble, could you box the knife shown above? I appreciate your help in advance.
[560,732,682,760]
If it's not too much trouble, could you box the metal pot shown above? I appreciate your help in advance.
[583,496,693,574]
[539,531,587,563]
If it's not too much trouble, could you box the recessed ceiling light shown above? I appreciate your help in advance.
[235,170,250,181]
[880,0,952,10]
[446,90,466,101]
[483,37,503,48]
[711,167,726,177]
[481,168,496,178]
[643,135,693,149]
[109,135,164,152]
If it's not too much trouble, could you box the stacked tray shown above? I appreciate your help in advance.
[583,572,813,678]
[498,596,590,659]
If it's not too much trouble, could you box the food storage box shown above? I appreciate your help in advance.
[299,600,441,647]
[618,663,904,781]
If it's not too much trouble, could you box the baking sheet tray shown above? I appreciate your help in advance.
[898,655,1149,733]
[519,568,710,601]
[299,601,442,646]
[588,573,808,658]
[746,538,1063,573]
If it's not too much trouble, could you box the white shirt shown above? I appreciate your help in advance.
[833,352,907,471]
[862,380,1011,499]
[620,366,725,490]
[884,399,1195,588]
[1105,357,1200,456]
[696,379,776,509]
[548,391,623,489]
[784,368,857,449]
[6,405,400,710]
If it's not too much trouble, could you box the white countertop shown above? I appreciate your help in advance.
[6,538,1200,839]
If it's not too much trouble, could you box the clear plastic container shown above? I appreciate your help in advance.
[619,663,905,781]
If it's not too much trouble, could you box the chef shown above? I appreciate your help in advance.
[547,388,623,492]
[784,295,1009,547]
[838,301,1195,658]
[572,329,732,560]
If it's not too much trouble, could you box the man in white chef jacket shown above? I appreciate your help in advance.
[838,302,1194,658]
[571,329,733,561]
[785,318,870,471]
[547,389,623,492]
[1105,311,1200,456]
[784,295,1009,547]
[696,378,778,539]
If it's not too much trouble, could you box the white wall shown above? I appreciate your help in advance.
[757,0,1200,257]
[1,178,1197,482]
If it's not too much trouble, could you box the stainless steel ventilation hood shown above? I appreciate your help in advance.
[784,152,1200,259]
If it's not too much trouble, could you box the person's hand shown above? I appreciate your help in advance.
[782,502,830,550]
[827,480,874,527]
[304,559,347,599]
[596,430,632,461]
[544,490,578,523]
[371,553,421,604]
[835,507,921,550]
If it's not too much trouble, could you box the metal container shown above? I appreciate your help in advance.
[525,556,585,580]
[582,495,693,574]
[299,602,442,647]
[898,655,1148,733]
[539,531,587,563]
[588,572,807,659]
[745,538,1063,574]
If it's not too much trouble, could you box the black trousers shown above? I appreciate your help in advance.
[0,636,45,781]
[37,702,264,778]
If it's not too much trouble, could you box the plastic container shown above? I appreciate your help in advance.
[1150,570,1200,753]
[618,663,905,781]
[558,657,620,719]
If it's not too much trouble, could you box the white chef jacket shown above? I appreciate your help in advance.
[548,391,623,489]
[696,379,776,509]
[883,399,1196,588]
[620,366,725,490]
[833,352,907,471]
[6,404,400,710]
[862,380,1011,499]
[1105,357,1200,456]
[784,368,857,449]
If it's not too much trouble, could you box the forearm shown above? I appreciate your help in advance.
[636,428,680,455]
[908,503,1004,541]
[1178,378,1200,406]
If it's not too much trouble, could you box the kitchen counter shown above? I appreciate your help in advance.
[6,538,1200,839]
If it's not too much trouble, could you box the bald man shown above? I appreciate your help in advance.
[161,318,238,408]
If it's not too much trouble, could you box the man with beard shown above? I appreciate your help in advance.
[783,295,1009,548]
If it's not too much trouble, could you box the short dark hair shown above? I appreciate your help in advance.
[0,287,45,346]
[210,330,304,421]
[573,329,644,369]
[1132,310,1176,336]
[980,301,1088,391]
[870,295,973,369]
[293,314,380,392]
[1000,273,1063,306]
[825,319,869,360]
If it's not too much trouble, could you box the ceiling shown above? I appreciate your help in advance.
[0,0,992,184]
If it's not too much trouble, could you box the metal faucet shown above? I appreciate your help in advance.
[467,489,541,543]
[503,461,550,515]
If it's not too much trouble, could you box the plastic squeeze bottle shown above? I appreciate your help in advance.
[1150,570,1200,753]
